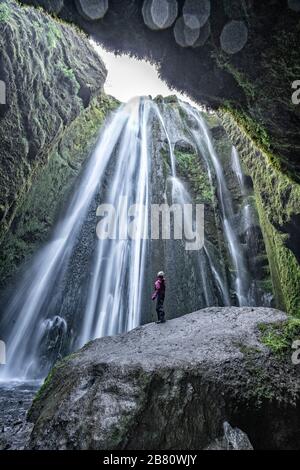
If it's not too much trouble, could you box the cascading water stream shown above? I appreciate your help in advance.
[0,96,266,382]
[180,103,252,306]
[231,146,245,194]
[154,103,229,307]
[0,97,152,379]
[79,98,151,346]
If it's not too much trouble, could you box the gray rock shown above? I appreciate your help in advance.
[206,421,253,450]
[174,139,196,153]
[27,307,300,450]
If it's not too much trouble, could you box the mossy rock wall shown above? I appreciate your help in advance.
[220,112,300,317]
[0,93,119,290]
[0,0,107,243]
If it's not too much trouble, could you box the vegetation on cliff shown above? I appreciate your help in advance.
[221,112,300,317]
[0,0,107,244]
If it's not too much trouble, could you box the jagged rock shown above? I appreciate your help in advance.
[206,422,253,450]
[174,16,200,47]
[220,20,248,54]
[210,125,227,140]
[27,307,300,450]
[183,0,211,29]
[75,0,109,21]
[174,139,196,154]
[142,0,178,31]
[220,111,300,316]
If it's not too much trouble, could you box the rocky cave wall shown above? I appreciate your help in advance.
[18,0,300,183]
[0,0,120,290]
[0,0,107,244]
[0,0,298,319]
[221,112,300,316]
[13,0,299,315]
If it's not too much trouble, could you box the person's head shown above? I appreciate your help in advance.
[157,271,165,278]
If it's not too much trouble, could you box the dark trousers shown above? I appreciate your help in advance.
[156,295,165,322]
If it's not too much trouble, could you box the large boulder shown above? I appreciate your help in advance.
[27,307,300,450]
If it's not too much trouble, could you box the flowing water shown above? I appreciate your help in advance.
[0,98,153,379]
[180,103,255,306]
[0,97,269,382]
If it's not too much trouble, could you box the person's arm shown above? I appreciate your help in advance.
[152,280,160,300]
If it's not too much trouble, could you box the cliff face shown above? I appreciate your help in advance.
[0,94,119,290]
[149,97,272,320]
[221,112,300,317]
[0,0,107,244]
[18,0,300,182]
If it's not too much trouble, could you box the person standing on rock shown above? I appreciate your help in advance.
[152,271,166,324]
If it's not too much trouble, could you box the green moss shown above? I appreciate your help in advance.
[160,148,171,179]
[237,344,278,404]
[220,113,300,316]
[255,195,300,316]
[174,150,214,204]
[200,111,220,128]
[0,93,119,287]
[57,62,80,93]
[46,23,62,48]
[259,318,300,356]
[29,349,81,416]
[0,3,11,22]
[219,104,282,172]
[215,30,300,183]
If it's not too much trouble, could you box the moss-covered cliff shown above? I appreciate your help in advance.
[0,0,107,243]
[0,93,119,289]
[221,112,300,317]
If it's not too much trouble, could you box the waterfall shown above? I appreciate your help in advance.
[231,146,245,194]
[154,103,230,307]
[180,103,253,306]
[0,96,269,381]
[79,98,151,345]
[0,97,152,379]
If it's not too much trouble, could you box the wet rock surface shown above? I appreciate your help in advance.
[27,307,300,450]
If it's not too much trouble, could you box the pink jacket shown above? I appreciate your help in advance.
[152,277,166,300]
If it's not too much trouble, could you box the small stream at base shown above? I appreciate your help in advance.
[0,380,40,450]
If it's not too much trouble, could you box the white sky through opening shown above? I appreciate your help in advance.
[92,41,200,108]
